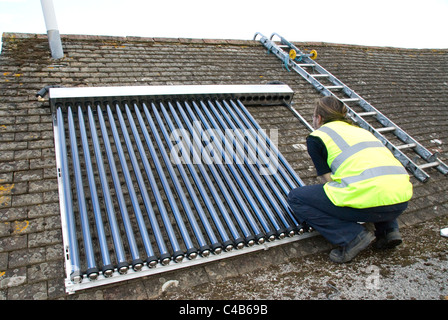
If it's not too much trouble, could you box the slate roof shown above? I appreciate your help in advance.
[0,32,447,300]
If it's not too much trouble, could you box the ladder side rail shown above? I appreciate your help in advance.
[297,51,442,167]
[338,86,448,172]
[345,106,431,182]
[257,34,448,178]
[315,84,432,181]
[301,70,431,181]
[358,102,448,174]
[316,65,448,175]
[322,74,448,174]
[323,87,433,181]
[260,35,326,94]
[290,44,448,175]
[270,33,306,56]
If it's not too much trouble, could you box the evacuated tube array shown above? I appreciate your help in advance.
[55,97,307,284]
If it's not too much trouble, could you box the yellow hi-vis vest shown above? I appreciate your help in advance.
[310,121,413,208]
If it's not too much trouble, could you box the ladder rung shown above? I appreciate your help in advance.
[311,74,329,78]
[340,98,360,102]
[418,161,440,170]
[325,85,344,90]
[357,111,377,117]
[298,64,315,67]
[396,143,417,150]
[376,126,396,133]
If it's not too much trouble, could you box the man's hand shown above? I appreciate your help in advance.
[318,173,333,183]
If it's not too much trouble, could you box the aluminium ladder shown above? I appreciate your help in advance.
[254,32,448,182]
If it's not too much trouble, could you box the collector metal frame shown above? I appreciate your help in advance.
[50,84,315,294]
[49,84,296,113]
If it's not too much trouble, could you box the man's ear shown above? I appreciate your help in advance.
[313,114,323,129]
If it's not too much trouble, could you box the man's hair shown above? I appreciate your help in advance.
[315,96,349,124]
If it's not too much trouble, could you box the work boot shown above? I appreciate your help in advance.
[374,228,402,249]
[329,230,375,263]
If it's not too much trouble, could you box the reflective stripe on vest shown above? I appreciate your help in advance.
[327,165,408,188]
[310,121,412,208]
[318,126,388,173]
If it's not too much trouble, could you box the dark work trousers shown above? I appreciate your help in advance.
[287,184,408,247]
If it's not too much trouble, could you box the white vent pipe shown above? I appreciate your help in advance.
[41,0,64,59]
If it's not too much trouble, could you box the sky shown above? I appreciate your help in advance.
[0,0,447,51]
